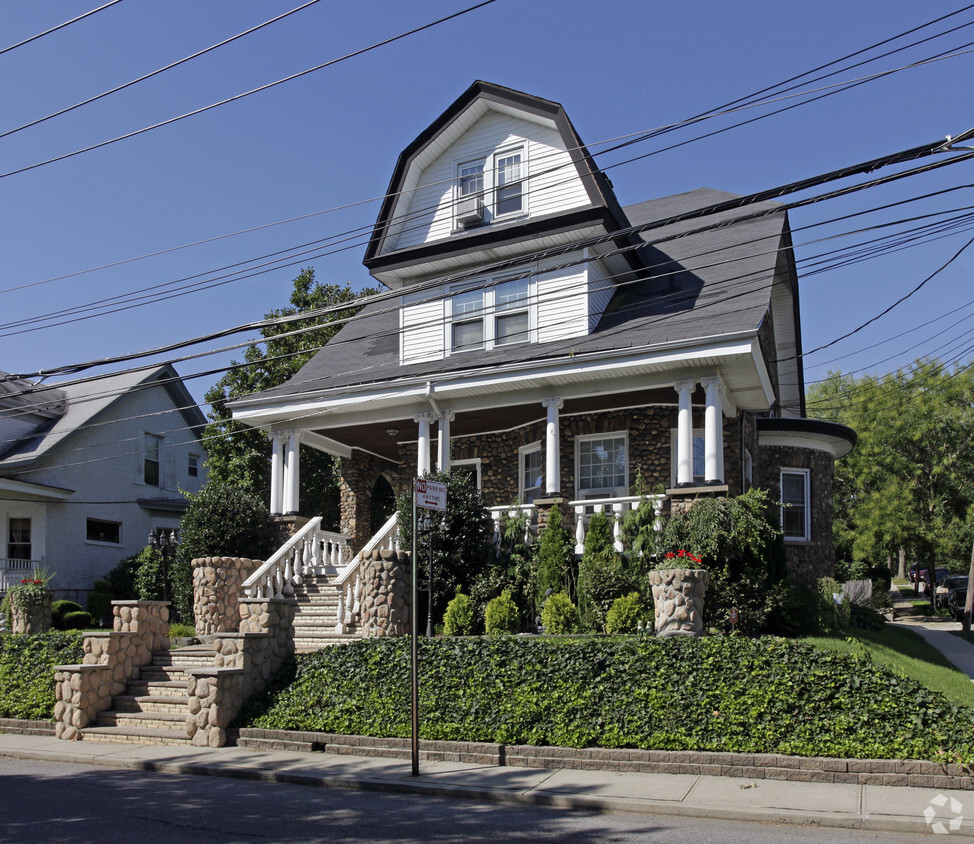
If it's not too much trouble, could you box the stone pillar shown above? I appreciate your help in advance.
[541,397,563,496]
[191,556,264,636]
[415,413,433,476]
[701,376,724,484]
[674,380,695,486]
[269,431,285,515]
[359,548,411,637]
[437,411,454,472]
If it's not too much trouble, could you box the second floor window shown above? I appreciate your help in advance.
[451,289,485,352]
[144,434,162,486]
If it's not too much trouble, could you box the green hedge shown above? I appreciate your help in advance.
[243,636,974,762]
[0,632,84,719]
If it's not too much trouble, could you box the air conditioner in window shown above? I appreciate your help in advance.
[456,195,486,227]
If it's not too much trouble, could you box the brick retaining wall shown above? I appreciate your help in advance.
[234,728,974,790]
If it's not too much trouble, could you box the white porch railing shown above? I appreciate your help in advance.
[488,495,665,556]
[0,557,42,593]
[242,518,350,600]
[332,513,400,635]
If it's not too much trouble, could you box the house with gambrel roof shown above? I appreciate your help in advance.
[230,81,855,592]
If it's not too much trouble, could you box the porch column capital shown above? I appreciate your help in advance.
[541,397,564,410]
[413,412,435,425]
[700,375,725,396]
[673,379,695,396]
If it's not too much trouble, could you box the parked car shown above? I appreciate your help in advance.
[937,574,968,595]
[947,586,969,621]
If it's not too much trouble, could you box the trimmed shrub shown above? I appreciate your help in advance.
[61,611,93,630]
[133,547,167,602]
[443,591,476,636]
[484,590,520,635]
[542,592,579,634]
[242,636,974,761]
[51,600,83,630]
[605,592,646,634]
[534,504,574,610]
[86,580,113,622]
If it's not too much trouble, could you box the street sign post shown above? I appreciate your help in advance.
[410,477,448,777]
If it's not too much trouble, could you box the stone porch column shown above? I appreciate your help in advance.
[283,429,301,514]
[701,376,725,484]
[269,431,285,515]
[415,413,433,476]
[542,397,563,496]
[674,380,695,486]
[437,411,455,472]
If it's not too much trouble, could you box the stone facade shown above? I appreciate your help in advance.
[10,591,52,634]
[756,445,836,583]
[339,451,405,551]
[358,548,411,637]
[191,556,263,636]
[185,596,296,748]
[53,600,170,740]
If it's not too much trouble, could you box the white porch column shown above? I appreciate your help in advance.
[701,376,725,484]
[541,397,563,496]
[674,380,695,486]
[415,413,433,476]
[269,431,285,515]
[437,411,455,472]
[283,429,301,513]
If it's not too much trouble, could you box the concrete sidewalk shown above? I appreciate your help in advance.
[892,619,974,681]
[0,732,968,836]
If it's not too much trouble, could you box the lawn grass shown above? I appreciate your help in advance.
[805,625,974,709]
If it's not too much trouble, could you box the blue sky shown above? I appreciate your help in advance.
[2,0,973,408]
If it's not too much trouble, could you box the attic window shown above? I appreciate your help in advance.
[495,151,523,215]
[454,147,526,228]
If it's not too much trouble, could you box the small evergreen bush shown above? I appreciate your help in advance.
[61,611,93,630]
[541,591,579,634]
[443,591,476,636]
[605,592,646,634]
[51,600,83,630]
[485,589,520,635]
[534,504,574,610]
[86,580,113,622]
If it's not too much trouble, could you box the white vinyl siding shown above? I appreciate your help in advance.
[587,258,614,331]
[536,263,588,344]
[400,294,445,365]
[389,111,589,252]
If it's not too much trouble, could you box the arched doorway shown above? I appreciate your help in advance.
[370,475,396,535]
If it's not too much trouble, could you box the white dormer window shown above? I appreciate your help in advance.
[448,275,534,354]
[454,147,526,228]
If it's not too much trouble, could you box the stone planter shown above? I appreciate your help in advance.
[649,568,709,637]
[11,591,53,634]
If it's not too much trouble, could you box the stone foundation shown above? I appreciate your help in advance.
[53,601,170,740]
[192,556,264,635]
[359,548,411,637]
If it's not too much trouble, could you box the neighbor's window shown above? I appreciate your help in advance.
[577,433,628,498]
[144,434,162,486]
[780,468,810,541]
[86,519,121,544]
[519,443,544,503]
[7,518,31,561]
[188,454,200,478]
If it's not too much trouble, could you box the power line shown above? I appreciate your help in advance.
[0,0,326,142]
[0,1,125,58]
[0,0,500,182]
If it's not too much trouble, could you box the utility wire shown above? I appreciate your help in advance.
[0,1,125,57]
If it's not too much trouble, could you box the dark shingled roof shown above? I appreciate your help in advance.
[249,188,787,402]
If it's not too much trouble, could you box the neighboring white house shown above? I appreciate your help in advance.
[230,81,855,582]
[0,364,207,600]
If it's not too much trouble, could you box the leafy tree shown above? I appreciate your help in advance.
[807,361,974,571]
[203,268,377,528]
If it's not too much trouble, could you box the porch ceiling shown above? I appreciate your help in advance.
[311,386,685,461]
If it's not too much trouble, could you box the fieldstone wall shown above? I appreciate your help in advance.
[359,548,411,637]
[649,568,709,637]
[756,444,835,582]
[185,596,296,748]
[192,556,263,635]
[53,600,169,740]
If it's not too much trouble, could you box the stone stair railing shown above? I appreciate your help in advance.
[332,513,400,635]
[242,517,350,600]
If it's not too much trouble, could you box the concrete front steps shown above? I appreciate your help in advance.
[292,573,359,652]
[81,645,215,745]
